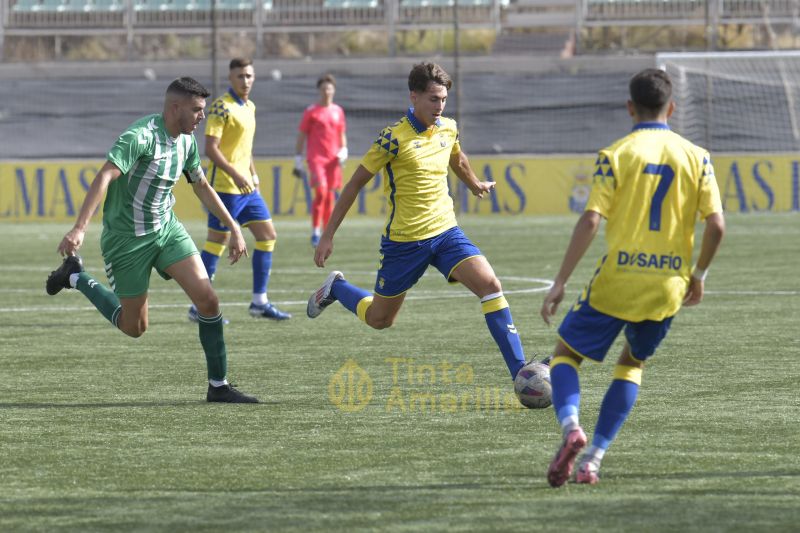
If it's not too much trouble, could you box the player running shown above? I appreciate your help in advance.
[541,68,725,487]
[46,77,259,403]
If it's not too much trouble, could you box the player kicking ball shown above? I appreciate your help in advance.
[307,62,534,390]
[541,68,724,487]
[46,77,259,404]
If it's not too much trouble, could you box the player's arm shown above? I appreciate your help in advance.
[449,151,494,198]
[294,131,306,157]
[249,157,259,188]
[314,164,375,268]
[57,160,121,256]
[205,134,253,194]
[683,212,725,306]
[190,174,248,265]
[540,210,603,325]
[337,131,348,165]
[293,131,307,178]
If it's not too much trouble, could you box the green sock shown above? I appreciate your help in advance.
[197,313,227,382]
[75,272,122,327]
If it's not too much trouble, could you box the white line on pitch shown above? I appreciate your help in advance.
[0,278,555,313]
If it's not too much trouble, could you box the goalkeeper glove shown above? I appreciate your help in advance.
[292,155,304,179]
[337,146,348,165]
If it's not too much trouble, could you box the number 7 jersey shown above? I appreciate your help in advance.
[583,122,723,322]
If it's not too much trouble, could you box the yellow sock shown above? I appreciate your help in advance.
[356,296,374,323]
[255,240,275,252]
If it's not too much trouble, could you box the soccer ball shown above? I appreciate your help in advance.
[514,361,552,409]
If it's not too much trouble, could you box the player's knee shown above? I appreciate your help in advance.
[254,223,277,242]
[207,232,229,246]
[194,290,220,316]
[368,319,394,330]
[484,276,502,295]
[130,323,147,338]
[121,319,147,338]
[366,313,395,330]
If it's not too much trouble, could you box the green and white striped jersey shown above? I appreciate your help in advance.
[104,114,203,237]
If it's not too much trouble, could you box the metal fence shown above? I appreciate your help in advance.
[1,0,798,60]
[583,0,799,26]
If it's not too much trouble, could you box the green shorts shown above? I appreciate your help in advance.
[100,215,198,298]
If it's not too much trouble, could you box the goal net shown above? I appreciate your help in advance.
[656,51,800,153]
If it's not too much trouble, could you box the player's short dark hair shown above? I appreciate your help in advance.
[408,62,452,93]
[317,73,336,88]
[629,68,672,115]
[166,77,210,99]
[229,57,253,70]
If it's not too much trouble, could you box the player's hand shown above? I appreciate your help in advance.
[683,277,704,306]
[57,227,85,257]
[227,227,249,265]
[232,173,254,195]
[314,235,333,268]
[540,281,566,326]
[337,146,348,166]
[293,155,304,179]
[472,181,496,199]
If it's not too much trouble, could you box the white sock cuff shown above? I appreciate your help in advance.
[561,415,580,436]
[586,445,606,462]
[69,273,80,288]
[209,378,229,387]
[480,291,503,303]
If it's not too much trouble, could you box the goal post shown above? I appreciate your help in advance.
[656,50,800,153]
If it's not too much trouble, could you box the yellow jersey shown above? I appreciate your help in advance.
[583,122,723,321]
[360,108,460,242]
[204,88,256,195]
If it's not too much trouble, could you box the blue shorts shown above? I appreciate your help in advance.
[558,302,674,362]
[207,191,271,232]
[375,226,481,297]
